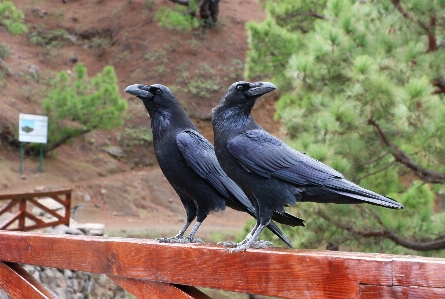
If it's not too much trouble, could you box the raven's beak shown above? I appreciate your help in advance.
[245,82,277,98]
[125,84,152,98]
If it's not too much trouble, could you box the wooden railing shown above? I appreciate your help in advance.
[0,231,444,298]
[0,189,71,231]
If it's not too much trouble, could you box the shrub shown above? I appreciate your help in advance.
[0,1,27,35]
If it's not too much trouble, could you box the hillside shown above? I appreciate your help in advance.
[0,0,282,237]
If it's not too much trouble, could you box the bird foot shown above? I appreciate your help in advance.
[185,236,203,243]
[250,240,274,249]
[226,240,274,253]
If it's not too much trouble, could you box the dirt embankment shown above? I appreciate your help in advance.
[0,0,285,237]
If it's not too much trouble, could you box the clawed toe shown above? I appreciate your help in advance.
[185,236,203,243]
[250,240,274,249]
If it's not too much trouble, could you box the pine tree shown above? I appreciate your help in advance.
[246,0,445,256]
[40,63,127,153]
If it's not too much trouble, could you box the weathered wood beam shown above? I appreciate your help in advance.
[359,284,445,298]
[2,232,444,298]
[0,188,71,200]
[109,275,211,299]
[0,262,58,299]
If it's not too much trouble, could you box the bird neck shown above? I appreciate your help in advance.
[212,105,257,134]
[148,105,197,140]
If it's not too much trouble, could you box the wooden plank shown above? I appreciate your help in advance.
[109,275,211,299]
[0,189,71,200]
[18,199,26,229]
[9,219,70,232]
[28,198,63,220]
[24,211,46,225]
[0,262,59,299]
[49,195,68,207]
[0,199,19,216]
[392,257,445,288]
[0,211,21,230]
[359,284,445,299]
[64,192,71,221]
[0,231,398,299]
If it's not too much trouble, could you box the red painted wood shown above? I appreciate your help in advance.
[11,220,69,232]
[0,189,71,231]
[392,257,445,288]
[64,192,71,221]
[0,211,21,230]
[28,198,63,220]
[0,231,396,299]
[109,276,211,299]
[0,188,71,200]
[18,199,26,229]
[0,262,58,299]
[359,284,445,299]
[0,199,19,216]
[1,231,444,298]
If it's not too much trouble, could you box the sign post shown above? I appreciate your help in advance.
[18,114,48,174]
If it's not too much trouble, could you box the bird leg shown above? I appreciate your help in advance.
[218,223,258,248]
[184,221,203,243]
[228,223,274,253]
[155,221,191,243]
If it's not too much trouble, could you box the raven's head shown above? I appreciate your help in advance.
[125,83,180,114]
[213,81,276,117]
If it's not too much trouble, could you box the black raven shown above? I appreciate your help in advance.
[124,83,297,246]
[212,81,404,252]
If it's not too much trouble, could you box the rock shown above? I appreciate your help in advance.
[27,64,40,83]
[102,146,125,157]
[43,225,84,235]
[34,186,46,191]
[71,223,105,236]
[68,53,78,63]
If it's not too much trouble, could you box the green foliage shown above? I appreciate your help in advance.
[0,42,11,59]
[0,1,27,35]
[155,5,199,32]
[246,0,445,255]
[40,63,127,153]
[28,26,70,48]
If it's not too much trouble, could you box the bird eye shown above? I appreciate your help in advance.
[156,89,162,95]
[236,85,243,91]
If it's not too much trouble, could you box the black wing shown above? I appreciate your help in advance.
[227,130,403,209]
[227,129,343,186]
[177,130,256,211]
[177,130,297,246]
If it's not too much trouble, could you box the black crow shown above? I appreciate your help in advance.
[212,81,404,252]
[124,83,297,246]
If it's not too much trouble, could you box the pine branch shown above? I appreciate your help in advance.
[390,0,436,52]
[318,211,445,251]
[368,118,445,183]
[357,160,397,182]
[353,152,390,169]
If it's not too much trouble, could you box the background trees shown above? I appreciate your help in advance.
[40,63,127,153]
[246,0,445,256]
